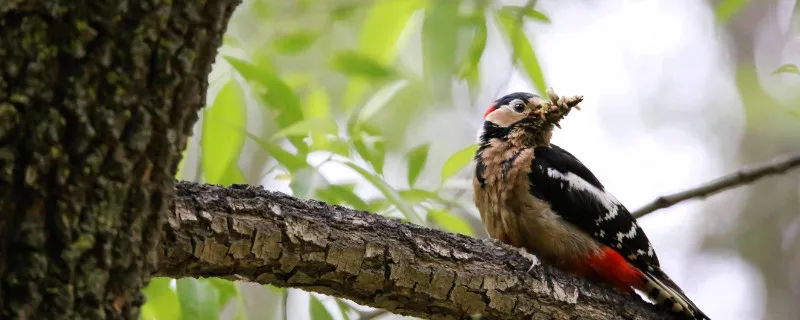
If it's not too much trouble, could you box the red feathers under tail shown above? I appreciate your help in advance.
[572,246,645,293]
[567,246,710,319]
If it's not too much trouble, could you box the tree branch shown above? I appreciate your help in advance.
[632,151,800,218]
[158,181,672,320]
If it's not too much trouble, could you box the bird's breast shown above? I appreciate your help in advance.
[473,144,535,247]
[473,142,601,265]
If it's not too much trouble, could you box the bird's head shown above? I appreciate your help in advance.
[478,88,583,148]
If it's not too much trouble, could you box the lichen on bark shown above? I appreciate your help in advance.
[0,1,240,318]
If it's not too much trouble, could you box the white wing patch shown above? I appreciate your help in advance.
[616,224,638,242]
[546,168,623,224]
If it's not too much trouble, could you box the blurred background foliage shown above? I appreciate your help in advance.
[141,0,800,319]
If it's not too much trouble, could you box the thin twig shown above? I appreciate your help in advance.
[632,151,800,218]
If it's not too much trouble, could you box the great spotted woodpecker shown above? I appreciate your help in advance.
[473,89,710,320]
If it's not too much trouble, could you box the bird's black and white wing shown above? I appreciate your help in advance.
[527,144,660,272]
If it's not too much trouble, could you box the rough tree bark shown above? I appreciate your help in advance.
[0,1,240,318]
[159,182,671,320]
[0,1,677,320]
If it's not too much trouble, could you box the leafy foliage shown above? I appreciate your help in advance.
[176,278,222,320]
[714,0,750,24]
[405,143,430,187]
[309,296,335,320]
[441,144,479,183]
[201,79,247,185]
[496,6,549,96]
[773,64,800,75]
[141,278,180,320]
[143,0,554,319]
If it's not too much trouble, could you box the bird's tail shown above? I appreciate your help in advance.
[641,269,710,320]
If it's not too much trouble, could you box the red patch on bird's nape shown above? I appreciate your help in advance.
[483,103,498,119]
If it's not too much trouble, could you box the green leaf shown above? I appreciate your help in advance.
[272,30,319,54]
[422,0,460,100]
[289,167,317,199]
[399,188,462,208]
[405,143,430,187]
[331,51,396,79]
[496,11,548,96]
[353,135,386,174]
[342,161,423,225]
[331,4,358,21]
[246,131,309,172]
[258,78,304,128]
[309,295,335,320]
[499,5,551,23]
[305,87,339,155]
[141,277,180,320]
[271,118,338,139]
[305,87,331,119]
[356,80,411,124]
[220,163,247,186]
[366,198,390,213]
[265,284,285,294]
[343,0,425,109]
[225,56,306,154]
[251,0,274,19]
[283,73,314,92]
[208,278,239,307]
[399,189,433,204]
[202,79,246,185]
[772,64,800,75]
[358,0,426,63]
[315,184,370,210]
[715,0,749,24]
[428,209,474,236]
[264,144,309,173]
[348,121,386,174]
[336,300,352,320]
[223,34,241,47]
[441,144,478,183]
[176,278,221,320]
[458,12,487,98]
[311,137,350,157]
[225,55,263,81]
[175,149,189,180]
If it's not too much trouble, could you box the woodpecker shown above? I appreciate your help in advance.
[473,89,710,320]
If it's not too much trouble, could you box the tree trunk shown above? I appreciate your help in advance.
[0,1,239,318]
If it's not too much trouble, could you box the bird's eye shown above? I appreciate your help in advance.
[513,103,525,112]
